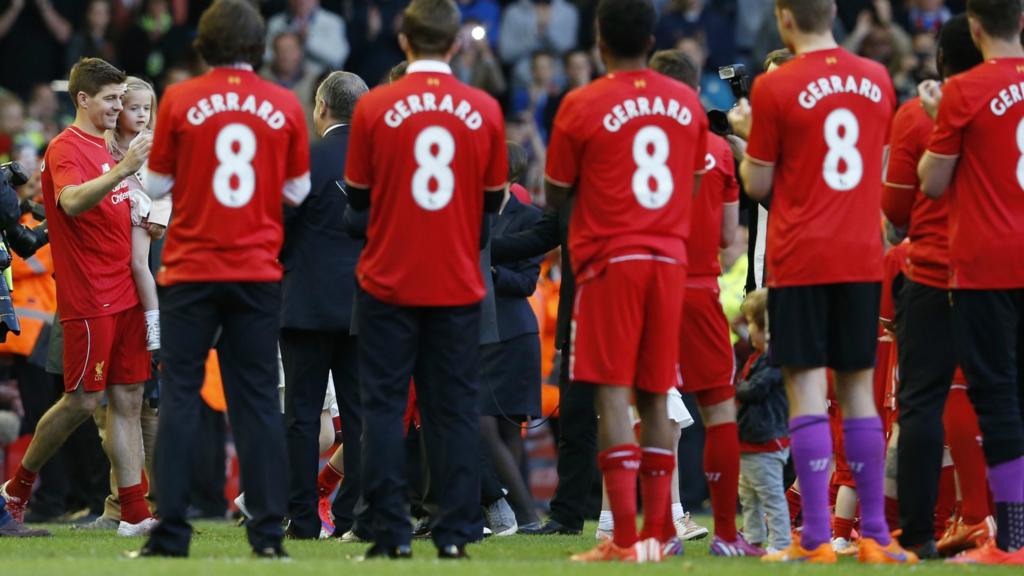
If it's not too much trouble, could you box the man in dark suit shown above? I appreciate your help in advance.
[490,196,600,535]
[279,70,369,539]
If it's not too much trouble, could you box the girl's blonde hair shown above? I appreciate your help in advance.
[123,76,157,131]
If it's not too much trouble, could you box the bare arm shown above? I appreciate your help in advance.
[35,0,71,44]
[0,0,24,40]
[918,152,957,199]
[720,201,739,249]
[740,158,774,201]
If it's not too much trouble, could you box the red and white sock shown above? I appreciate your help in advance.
[599,444,641,548]
[639,447,675,542]
[704,422,740,541]
[317,462,344,498]
[118,483,150,524]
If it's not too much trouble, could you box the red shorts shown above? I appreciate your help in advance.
[678,284,736,406]
[63,306,151,393]
[570,255,685,394]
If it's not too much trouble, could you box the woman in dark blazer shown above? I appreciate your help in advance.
[479,142,544,530]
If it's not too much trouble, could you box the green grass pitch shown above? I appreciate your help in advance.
[0,519,1017,575]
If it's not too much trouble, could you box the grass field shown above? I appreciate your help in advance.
[0,519,1018,575]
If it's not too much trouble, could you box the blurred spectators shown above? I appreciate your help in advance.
[542,49,593,137]
[457,0,501,48]
[260,31,318,139]
[23,83,67,149]
[0,0,77,100]
[0,93,27,163]
[843,1,917,102]
[66,0,118,69]
[499,0,579,94]
[116,0,192,80]
[511,51,560,141]
[676,33,733,111]
[654,0,735,71]
[451,19,507,99]
[907,0,952,35]
[735,0,773,65]
[343,0,403,87]
[265,0,349,73]
[0,380,21,450]
[505,114,546,199]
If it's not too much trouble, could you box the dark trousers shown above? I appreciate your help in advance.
[895,279,958,546]
[149,282,287,555]
[547,338,599,530]
[358,290,481,549]
[188,402,227,518]
[279,329,366,538]
[951,289,1024,467]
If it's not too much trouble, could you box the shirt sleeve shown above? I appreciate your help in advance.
[484,101,508,191]
[927,78,967,158]
[720,144,740,203]
[693,113,709,175]
[50,141,85,202]
[148,90,177,176]
[544,94,581,187]
[344,99,372,189]
[882,102,928,227]
[745,75,780,166]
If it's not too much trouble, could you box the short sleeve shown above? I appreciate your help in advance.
[720,145,740,203]
[928,79,967,158]
[693,114,709,175]
[50,142,85,201]
[745,75,781,166]
[286,99,311,179]
[544,95,582,187]
[484,102,508,190]
[148,90,177,176]
[883,102,929,227]
[344,99,372,188]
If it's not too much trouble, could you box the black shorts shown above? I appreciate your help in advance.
[767,282,881,371]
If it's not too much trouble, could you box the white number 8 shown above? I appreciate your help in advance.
[632,125,673,209]
[412,126,455,211]
[823,108,863,191]
[213,123,257,208]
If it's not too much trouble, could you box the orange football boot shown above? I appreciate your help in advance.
[762,540,837,563]
[858,537,919,564]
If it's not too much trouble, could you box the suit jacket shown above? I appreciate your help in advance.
[281,124,362,331]
[491,195,543,341]
[479,214,500,346]
[490,197,573,348]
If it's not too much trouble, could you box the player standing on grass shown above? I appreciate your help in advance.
[546,0,707,563]
[343,0,507,560]
[728,0,915,564]
[134,0,310,559]
[917,0,1024,564]
[0,57,156,538]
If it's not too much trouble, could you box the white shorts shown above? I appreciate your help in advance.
[277,347,339,417]
[627,388,695,430]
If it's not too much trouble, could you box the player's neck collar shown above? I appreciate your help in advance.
[406,60,452,75]
[215,63,255,72]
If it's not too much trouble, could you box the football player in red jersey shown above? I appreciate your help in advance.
[647,49,757,557]
[135,0,310,559]
[882,14,986,558]
[918,0,1024,564]
[342,0,507,560]
[0,58,156,537]
[729,0,914,564]
[546,0,708,562]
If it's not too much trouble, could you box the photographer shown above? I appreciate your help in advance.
[0,57,155,537]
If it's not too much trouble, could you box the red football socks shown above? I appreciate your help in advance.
[833,514,855,540]
[885,496,900,532]
[599,444,642,548]
[118,483,150,524]
[7,465,37,501]
[639,447,675,542]
[704,422,740,541]
[317,462,344,497]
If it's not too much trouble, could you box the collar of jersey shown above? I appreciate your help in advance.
[406,60,452,76]
[214,63,255,72]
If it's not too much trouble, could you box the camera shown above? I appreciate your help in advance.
[0,161,50,342]
[708,63,752,137]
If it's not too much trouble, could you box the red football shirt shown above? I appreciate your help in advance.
[41,126,137,321]
[546,69,708,276]
[927,58,1024,289]
[883,97,948,289]
[688,132,739,279]
[148,67,310,285]
[746,47,895,287]
[345,60,507,306]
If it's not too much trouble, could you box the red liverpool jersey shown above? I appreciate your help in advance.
[883,97,949,289]
[148,67,310,285]
[41,126,137,320]
[927,58,1024,289]
[546,68,708,276]
[688,132,739,279]
[345,60,507,306]
[746,47,895,287]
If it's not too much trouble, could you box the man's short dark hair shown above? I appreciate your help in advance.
[649,49,699,90]
[967,0,1023,40]
[598,0,657,59]
[401,0,461,57]
[775,0,835,34]
[68,58,126,105]
[764,48,794,70]
[317,71,368,122]
[506,141,528,184]
[195,0,266,68]
[938,14,984,78]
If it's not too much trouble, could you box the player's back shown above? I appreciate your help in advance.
[150,67,308,284]
[346,62,506,307]
[687,132,738,280]
[749,48,895,287]
[936,59,1024,288]
[551,69,707,276]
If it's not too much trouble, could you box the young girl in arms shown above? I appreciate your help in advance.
[109,77,169,350]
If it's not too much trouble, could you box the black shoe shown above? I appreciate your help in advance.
[360,543,413,560]
[412,517,432,539]
[125,542,188,558]
[519,519,581,536]
[907,540,940,560]
[438,544,469,559]
[253,545,290,560]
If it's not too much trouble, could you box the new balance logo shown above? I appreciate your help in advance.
[808,458,830,473]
